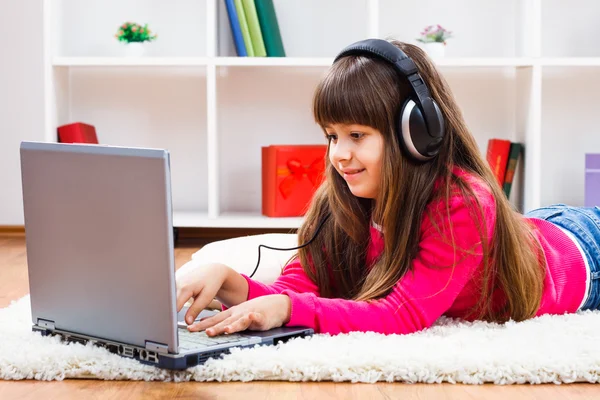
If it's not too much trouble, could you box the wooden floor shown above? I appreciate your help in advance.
[0,234,598,399]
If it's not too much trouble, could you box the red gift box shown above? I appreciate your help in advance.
[57,122,99,144]
[262,145,327,217]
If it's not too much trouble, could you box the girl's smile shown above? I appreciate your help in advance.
[341,168,366,181]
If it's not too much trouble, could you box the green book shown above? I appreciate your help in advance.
[242,0,267,57]
[502,142,523,199]
[254,0,286,57]
[234,0,254,56]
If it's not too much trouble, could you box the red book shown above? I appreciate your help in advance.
[262,145,327,217]
[485,139,511,187]
[57,122,99,144]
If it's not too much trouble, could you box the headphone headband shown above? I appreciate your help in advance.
[333,39,445,161]
[334,40,418,77]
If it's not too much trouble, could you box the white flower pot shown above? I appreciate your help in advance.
[422,42,446,58]
[124,42,146,57]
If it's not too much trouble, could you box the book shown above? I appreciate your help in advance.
[502,142,523,199]
[234,0,254,56]
[57,122,99,144]
[485,138,511,187]
[254,0,286,57]
[242,0,267,57]
[224,0,248,56]
[585,153,600,207]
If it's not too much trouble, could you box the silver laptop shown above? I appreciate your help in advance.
[19,141,313,370]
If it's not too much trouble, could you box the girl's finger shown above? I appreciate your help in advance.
[246,312,266,329]
[225,314,253,334]
[187,309,230,332]
[175,286,195,313]
[207,314,251,336]
[185,287,216,325]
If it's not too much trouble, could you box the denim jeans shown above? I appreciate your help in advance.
[525,204,600,311]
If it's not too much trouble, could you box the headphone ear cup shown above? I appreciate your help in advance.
[398,99,430,162]
[398,99,445,162]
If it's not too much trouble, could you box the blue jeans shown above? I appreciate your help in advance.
[525,204,600,310]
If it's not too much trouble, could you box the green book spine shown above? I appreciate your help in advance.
[242,0,267,57]
[502,142,523,199]
[254,0,286,57]
[234,0,254,56]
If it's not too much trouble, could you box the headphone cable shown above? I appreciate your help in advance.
[248,213,331,279]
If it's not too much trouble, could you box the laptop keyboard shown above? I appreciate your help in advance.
[178,329,248,350]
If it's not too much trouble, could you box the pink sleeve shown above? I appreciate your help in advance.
[241,258,321,300]
[283,189,496,335]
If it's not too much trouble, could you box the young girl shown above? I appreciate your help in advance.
[176,39,598,337]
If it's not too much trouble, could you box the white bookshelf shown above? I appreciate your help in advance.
[52,56,600,68]
[42,0,600,229]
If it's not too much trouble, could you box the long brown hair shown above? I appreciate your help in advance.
[296,40,545,323]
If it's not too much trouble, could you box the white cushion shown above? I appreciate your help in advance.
[175,233,299,285]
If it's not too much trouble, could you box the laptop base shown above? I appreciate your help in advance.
[32,324,312,370]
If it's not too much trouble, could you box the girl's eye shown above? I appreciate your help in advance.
[350,132,364,140]
[326,134,337,142]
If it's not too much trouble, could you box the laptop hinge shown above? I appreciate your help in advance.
[145,340,169,354]
[37,318,55,330]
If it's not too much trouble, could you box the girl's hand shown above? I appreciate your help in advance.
[187,295,292,336]
[176,263,230,325]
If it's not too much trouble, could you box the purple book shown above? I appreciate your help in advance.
[585,154,600,207]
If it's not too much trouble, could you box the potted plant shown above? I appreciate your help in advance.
[115,22,158,57]
[416,24,452,58]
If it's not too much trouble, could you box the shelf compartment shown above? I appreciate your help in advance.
[51,0,207,58]
[216,67,327,216]
[62,67,210,214]
[540,67,600,207]
[216,0,370,57]
[541,0,600,58]
[379,0,531,58]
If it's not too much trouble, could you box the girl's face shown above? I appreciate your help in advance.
[325,123,384,200]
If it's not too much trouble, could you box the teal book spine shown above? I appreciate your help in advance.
[254,0,286,57]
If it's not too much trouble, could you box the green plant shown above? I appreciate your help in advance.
[416,24,452,44]
[115,22,157,43]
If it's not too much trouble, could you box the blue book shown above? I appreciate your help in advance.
[224,0,248,56]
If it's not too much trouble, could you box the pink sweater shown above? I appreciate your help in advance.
[241,172,588,335]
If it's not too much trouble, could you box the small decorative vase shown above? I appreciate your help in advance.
[423,42,446,58]
[124,42,146,57]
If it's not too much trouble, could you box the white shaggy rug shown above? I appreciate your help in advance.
[2,295,600,384]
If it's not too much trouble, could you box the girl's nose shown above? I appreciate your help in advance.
[330,140,352,164]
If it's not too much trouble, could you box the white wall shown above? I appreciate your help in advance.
[2,1,599,226]
[0,0,45,225]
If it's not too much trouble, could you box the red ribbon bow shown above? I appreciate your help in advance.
[277,158,324,199]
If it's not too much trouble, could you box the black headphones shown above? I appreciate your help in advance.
[333,38,446,162]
